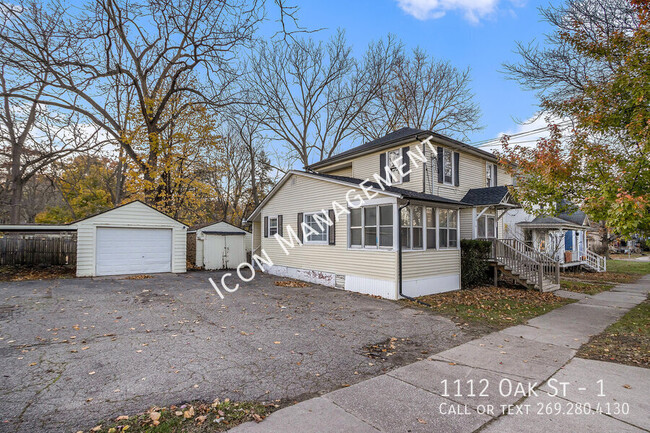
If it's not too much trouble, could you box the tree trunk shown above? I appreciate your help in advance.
[9,139,23,224]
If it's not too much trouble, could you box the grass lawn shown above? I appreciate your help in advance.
[564,259,650,284]
[577,298,649,368]
[87,399,276,433]
[411,286,575,330]
[560,280,615,296]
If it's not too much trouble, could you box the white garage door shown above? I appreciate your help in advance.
[96,227,172,276]
[204,234,246,270]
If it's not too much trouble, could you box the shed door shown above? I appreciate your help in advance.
[96,227,172,276]
[204,234,246,270]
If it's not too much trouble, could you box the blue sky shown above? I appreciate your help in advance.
[293,0,554,146]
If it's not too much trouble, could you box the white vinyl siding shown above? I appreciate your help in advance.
[76,201,186,277]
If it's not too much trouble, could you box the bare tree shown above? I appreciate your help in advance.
[0,65,104,223]
[0,0,299,204]
[502,0,639,104]
[356,47,483,141]
[248,31,400,166]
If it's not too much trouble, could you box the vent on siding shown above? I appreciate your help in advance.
[335,274,346,289]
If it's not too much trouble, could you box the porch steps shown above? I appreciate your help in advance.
[487,238,562,293]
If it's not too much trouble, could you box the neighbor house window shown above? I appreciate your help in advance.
[400,206,424,250]
[303,212,329,244]
[386,149,403,183]
[486,162,497,187]
[268,216,278,236]
[439,209,458,248]
[426,207,436,249]
[349,205,393,248]
[443,148,454,185]
[477,213,496,238]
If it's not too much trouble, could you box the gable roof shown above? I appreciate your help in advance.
[246,170,467,221]
[189,220,250,234]
[461,186,514,206]
[518,216,586,230]
[74,200,188,227]
[306,127,498,170]
[557,200,589,226]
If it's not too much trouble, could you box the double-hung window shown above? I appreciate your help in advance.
[349,205,393,248]
[439,209,458,248]
[400,206,424,250]
[486,162,497,187]
[303,212,329,244]
[268,216,278,236]
[386,149,403,184]
[443,148,454,185]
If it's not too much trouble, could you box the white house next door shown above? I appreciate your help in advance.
[95,227,173,276]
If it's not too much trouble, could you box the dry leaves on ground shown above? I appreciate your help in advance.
[274,280,310,288]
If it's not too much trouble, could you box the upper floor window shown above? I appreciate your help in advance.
[486,162,497,187]
[386,149,403,184]
[303,212,329,244]
[443,149,454,185]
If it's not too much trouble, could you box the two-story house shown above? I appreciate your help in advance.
[246,127,519,299]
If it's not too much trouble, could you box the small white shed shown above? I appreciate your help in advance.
[75,201,187,277]
[191,221,251,270]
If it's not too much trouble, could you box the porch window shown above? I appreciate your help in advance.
[439,209,458,248]
[426,207,436,249]
[303,212,329,244]
[349,205,393,248]
[401,206,424,250]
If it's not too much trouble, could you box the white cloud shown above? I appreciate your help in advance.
[395,0,504,22]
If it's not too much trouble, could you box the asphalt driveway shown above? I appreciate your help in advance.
[0,272,471,432]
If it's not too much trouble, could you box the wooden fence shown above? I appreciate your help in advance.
[0,234,77,266]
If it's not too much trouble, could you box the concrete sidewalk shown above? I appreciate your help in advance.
[230,276,650,433]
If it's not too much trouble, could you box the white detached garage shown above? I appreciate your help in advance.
[76,201,187,277]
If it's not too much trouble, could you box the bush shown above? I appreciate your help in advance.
[460,239,493,289]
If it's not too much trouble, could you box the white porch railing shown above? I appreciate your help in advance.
[583,249,607,272]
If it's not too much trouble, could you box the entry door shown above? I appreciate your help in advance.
[204,235,246,270]
[96,227,172,276]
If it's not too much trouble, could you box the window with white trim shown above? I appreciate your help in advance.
[349,205,393,248]
[426,207,436,249]
[477,213,496,238]
[268,216,278,236]
[439,209,458,248]
[386,149,403,184]
[303,212,329,244]
[443,148,454,185]
[486,162,497,187]
[400,206,424,250]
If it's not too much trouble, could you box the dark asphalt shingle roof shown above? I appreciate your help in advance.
[461,186,510,206]
[557,200,588,225]
[307,127,497,169]
[307,171,467,206]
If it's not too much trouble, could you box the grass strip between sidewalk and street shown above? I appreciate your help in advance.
[577,297,650,368]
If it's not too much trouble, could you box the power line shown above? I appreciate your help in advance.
[471,121,573,147]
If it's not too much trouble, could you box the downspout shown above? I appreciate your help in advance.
[398,200,431,307]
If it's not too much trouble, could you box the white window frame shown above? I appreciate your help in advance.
[385,149,403,185]
[426,207,437,250]
[438,208,459,249]
[477,213,497,239]
[268,216,278,236]
[348,204,394,250]
[442,148,454,186]
[486,162,497,187]
[400,205,425,251]
[303,211,329,245]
